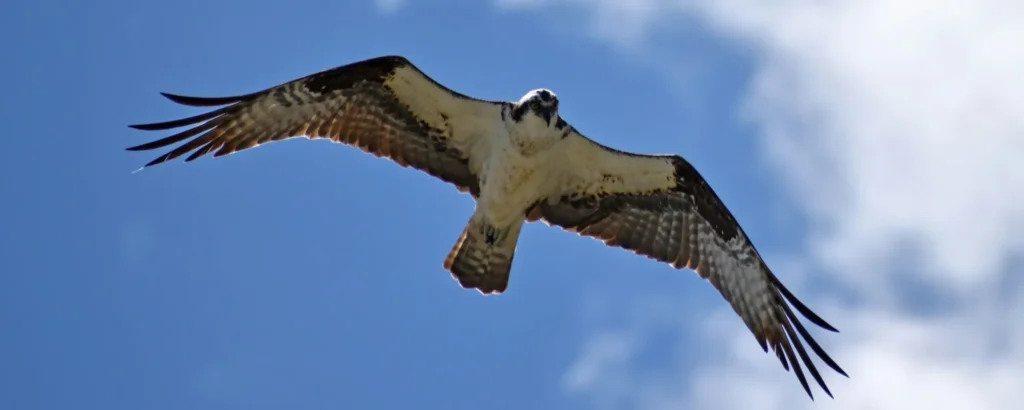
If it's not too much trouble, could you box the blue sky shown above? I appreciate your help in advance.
[7,1,1021,410]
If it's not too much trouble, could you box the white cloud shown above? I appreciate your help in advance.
[374,0,406,14]
[496,0,1024,409]
[495,0,673,48]
[561,332,638,410]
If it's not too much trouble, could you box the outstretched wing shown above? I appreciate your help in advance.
[127,55,508,197]
[531,128,848,399]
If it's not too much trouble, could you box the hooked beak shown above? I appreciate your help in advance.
[541,111,552,125]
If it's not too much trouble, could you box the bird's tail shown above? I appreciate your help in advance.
[443,215,524,295]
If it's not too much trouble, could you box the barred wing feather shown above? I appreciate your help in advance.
[532,129,849,399]
[127,55,508,197]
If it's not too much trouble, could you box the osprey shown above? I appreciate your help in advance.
[127,55,847,399]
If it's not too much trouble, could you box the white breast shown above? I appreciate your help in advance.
[476,134,557,225]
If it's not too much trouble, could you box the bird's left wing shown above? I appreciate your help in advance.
[530,128,848,399]
[126,55,508,197]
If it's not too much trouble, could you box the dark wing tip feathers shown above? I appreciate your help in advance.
[772,273,839,333]
[157,90,263,107]
[126,102,235,133]
[763,269,848,401]
[124,91,254,168]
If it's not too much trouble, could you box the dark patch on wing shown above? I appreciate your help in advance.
[302,56,404,95]
[667,155,740,241]
[126,55,489,197]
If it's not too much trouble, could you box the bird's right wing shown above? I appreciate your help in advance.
[127,55,508,197]
[528,128,847,399]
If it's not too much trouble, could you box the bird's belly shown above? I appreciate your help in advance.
[477,153,552,224]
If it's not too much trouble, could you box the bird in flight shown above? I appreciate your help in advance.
[127,55,847,399]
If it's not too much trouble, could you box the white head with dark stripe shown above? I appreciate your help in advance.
[512,88,560,130]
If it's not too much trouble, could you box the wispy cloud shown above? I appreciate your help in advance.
[495,0,673,49]
[497,0,1024,408]
[374,0,406,14]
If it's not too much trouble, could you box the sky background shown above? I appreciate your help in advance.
[2,1,1022,410]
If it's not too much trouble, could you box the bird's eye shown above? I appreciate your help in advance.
[530,101,540,110]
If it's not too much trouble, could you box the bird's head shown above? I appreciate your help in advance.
[513,88,560,127]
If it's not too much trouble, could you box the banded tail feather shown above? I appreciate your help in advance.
[443,217,523,295]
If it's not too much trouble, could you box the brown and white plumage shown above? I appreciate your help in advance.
[128,55,504,197]
[127,55,846,400]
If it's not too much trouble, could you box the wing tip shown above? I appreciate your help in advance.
[127,121,170,131]
[769,272,841,333]
[773,290,849,401]
[159,91,257,107]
